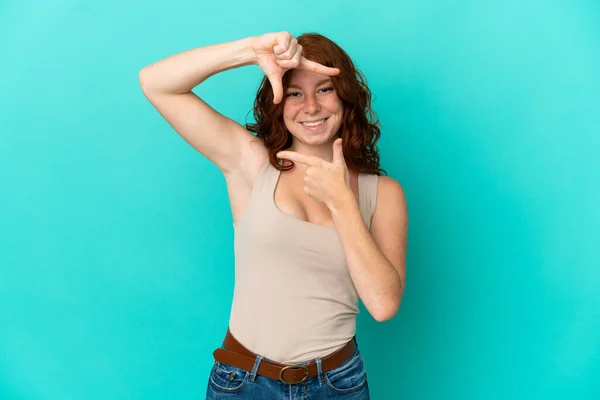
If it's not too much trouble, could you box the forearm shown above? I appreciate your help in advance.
[328,192,404,322]
[139,37,257,94]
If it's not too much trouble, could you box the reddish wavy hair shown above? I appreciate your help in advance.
[245,33,386,176]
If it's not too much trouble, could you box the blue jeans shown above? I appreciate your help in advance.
[205,343,370,399]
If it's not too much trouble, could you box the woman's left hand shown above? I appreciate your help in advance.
[277,138,353,208]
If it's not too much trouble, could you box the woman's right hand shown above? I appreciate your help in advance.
[251,32,340,104]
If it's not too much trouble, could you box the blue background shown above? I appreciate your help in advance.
[1,0,599,398]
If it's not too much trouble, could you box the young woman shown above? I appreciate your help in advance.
[139,31,408,399]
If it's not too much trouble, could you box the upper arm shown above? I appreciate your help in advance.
[139,78,265,175]
[370,176,408,285]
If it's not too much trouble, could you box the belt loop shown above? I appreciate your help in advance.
[315,357,324,386]
[250,354,263,382]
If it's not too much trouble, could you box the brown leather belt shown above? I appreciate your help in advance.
[212,329,356,385]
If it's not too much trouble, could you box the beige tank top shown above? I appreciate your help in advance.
[228,159,379,364]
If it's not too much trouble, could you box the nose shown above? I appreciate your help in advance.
[304,95,321,114]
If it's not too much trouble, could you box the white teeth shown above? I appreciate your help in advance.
[302,119,325,127]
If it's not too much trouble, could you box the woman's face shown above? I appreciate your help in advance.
[282,69,344,147]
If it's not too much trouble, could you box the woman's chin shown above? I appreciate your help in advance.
[297,135,334,147]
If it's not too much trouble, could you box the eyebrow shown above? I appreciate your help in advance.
[287,79,333,90]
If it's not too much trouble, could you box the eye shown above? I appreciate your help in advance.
[285,91,301,98]
[319,87,334,93]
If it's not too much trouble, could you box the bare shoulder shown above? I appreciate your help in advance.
[223,135,270,224]
[371,175,408,231]
[225,134,269,190]
[239,135,270,177]
[375,176,407,213]
[371,176,408,270]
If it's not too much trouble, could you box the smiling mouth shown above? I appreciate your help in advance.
[300,118,328,128]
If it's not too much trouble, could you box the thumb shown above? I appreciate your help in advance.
[267,72,284,104]
[332,138,345,166]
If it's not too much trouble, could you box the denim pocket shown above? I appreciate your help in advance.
[209,361,249,393]
[324,349,368,394]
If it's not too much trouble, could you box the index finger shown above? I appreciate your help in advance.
[298,57,340,76]
[277,151,323,167]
